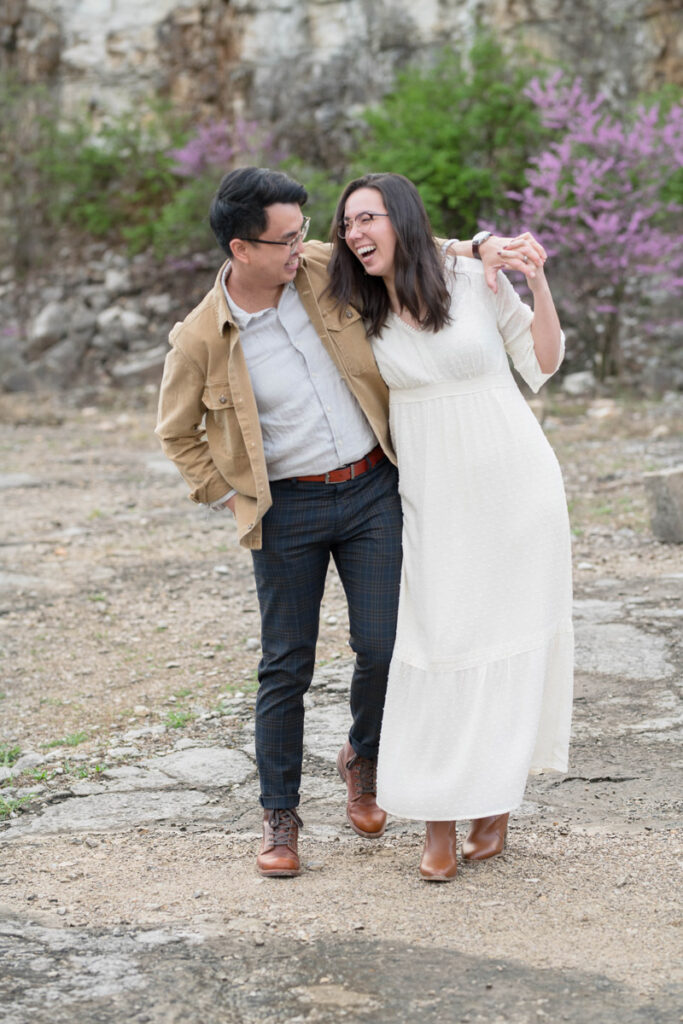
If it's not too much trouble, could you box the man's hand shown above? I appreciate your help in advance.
[480,232,548,293]
[211,491,237,515]
[220,494,237,515]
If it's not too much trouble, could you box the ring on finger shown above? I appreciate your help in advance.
[522,255,530,264]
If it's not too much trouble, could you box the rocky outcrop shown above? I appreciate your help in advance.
[0,248,217,392]
[1,1,681,391]
[2,1,681,163]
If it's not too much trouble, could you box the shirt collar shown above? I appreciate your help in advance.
[220,263,298,329]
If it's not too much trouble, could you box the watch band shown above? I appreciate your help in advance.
[472,231,493,260]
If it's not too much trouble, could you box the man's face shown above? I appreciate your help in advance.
[242,203,307,287]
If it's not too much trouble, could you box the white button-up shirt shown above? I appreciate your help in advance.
[221,268,376,481]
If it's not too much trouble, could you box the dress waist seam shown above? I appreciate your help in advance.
[390,374,515,403]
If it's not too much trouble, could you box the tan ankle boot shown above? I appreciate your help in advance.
[336,740,386,839]
[419,820,458,881]
[462,813,509,861]
[256,808,303,877]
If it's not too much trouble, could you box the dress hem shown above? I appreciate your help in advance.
[377,762,568,822]
[392,622,574,674]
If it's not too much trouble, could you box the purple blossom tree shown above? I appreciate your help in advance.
[168,118,281,177]
[507,72,683,379]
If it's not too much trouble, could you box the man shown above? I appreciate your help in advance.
[155,166,524,877]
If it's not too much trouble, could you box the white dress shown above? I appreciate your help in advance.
[374,257,573,821]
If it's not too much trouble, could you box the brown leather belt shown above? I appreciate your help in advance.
[294,444,385,483]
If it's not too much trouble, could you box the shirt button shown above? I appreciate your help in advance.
[345,309,353,318]
[219,395,227,404]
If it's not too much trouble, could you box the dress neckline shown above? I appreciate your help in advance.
[388,311,425,334]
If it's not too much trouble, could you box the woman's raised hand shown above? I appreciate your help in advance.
[479,232,547,293]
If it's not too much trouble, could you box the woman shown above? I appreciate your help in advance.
[328,173,573,880]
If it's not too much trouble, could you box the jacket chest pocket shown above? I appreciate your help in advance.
[202,383,246,457]
[324,307,377,377]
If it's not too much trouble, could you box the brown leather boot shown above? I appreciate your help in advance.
[256,808,303,877]
[419,821,458,881]
[462,813,509,861]
[336,739,386,838]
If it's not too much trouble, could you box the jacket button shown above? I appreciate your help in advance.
[345,309,353,318]
[219,395,227,404]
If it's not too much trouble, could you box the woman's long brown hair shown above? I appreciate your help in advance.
[327,173,452,337]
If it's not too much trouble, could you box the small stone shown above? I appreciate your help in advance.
[245,638,260,651]
[643,466,683,543]
[562,370,596,397]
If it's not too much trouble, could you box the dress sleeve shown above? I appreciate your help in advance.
[495,271,565,393]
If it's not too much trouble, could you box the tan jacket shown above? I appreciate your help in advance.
[155,241,395,549]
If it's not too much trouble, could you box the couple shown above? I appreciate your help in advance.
[156,166,573,882]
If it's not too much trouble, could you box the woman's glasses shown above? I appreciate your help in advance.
[338,212,389,239]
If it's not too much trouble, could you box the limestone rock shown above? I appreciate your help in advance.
[149,746,253,787]
[109,344,169,386]
[12,752,46,774]
[562,371,596,398]
[644,466,683,543]
[29,300,68,352]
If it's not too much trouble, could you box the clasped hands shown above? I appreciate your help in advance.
[479,231,548,293]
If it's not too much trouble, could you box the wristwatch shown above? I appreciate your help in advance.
[472,231,493,260]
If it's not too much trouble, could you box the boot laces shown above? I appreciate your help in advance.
[267,808,303,848]
[347,754,377,798]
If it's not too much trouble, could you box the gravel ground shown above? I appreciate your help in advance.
[0,387,681,1023]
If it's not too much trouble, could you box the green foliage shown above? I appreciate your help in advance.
[0,744,21,768]
[149,174,217,258]
[42,731,88,750]
[0,72,54,270]
[165,709,195,729]
[0,71,191,268]
[0,794,35,820]
[279,159,345,241]
[39,103,189,253]
[354,35,551,237]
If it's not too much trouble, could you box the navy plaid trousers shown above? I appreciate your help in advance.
[251,457,403,810]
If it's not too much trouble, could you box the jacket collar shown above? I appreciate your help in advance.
[213,258,235,334]
[212,251,313,335]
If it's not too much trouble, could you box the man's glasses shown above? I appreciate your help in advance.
[338,212,389,239]
[240,216,310,253]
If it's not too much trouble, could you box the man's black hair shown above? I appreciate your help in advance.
[209,166,308,255]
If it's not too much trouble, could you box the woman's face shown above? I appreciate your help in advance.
[342,187,398,280]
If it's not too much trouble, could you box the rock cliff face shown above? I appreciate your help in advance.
[2,0,681,163]
[1,1,681,392]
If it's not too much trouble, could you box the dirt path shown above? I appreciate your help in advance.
[0,388,681,1023]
